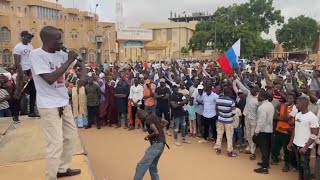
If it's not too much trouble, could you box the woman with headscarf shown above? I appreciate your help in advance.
[72,79,87,128]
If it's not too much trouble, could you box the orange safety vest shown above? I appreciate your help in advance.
[276,104,294,134]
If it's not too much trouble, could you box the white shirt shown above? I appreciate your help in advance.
[293,111,319,148]
[129,84,144,105]
[13,42,33,71]
[255,100,274,133]
[202,92,219,118]
[30,48,73,108]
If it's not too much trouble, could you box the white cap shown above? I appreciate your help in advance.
[197,84,204,90]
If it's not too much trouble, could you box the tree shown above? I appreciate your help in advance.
[189,0,284,58]
[181,47,189,53]
[276,15,320,51]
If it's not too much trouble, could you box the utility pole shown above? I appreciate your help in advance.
[94,3,99,64]
[178,11,185,59]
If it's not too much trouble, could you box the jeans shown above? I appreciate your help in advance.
[134,142,165,180]
[0,108,12,117]
[145,105,155,115]
[254,132,272,168]
[202,116,217,140]
[117,112,128,127]
[196,113,203,135]
[173,116,186,140]
[294,144,312,180]
[233,127,244,145]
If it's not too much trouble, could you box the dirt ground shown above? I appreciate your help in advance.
[79,127,298,180]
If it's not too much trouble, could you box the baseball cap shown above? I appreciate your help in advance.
[20,31,34,38]
[197,84,204,90]
[160,78,166,83]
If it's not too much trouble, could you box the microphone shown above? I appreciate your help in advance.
[60,46,83,62]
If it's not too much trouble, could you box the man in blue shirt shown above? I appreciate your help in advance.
[198,84,219,144]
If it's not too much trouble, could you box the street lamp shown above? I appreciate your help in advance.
[94,3,99,64]
[178,11,186,59]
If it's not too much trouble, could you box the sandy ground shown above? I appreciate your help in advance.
[79,126,298,180]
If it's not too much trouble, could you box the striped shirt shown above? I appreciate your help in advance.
[216,96,235,124]
[0,89,9,110]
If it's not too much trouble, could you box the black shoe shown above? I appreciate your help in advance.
[28,113,40,118]
[85,126,91,129]
[97,126,101,129]
[254,167,269,174]
[257,162,270,169]
[57,168,81,178]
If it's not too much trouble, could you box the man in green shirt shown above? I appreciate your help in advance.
[85,76,101,129]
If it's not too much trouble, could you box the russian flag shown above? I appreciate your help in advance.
[217,39,241,75]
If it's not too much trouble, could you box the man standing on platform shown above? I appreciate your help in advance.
[30,26,86,180]
[13,31,38,121]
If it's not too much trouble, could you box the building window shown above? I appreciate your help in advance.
[18,7,21,12]
[88,31,95,43]
[36,7,58,19]
[25,8,28,13]
[88,50,95,62]
[11,7,13,11]
[0,27,11,42]
[70,29,79,40]
[2,49,12,66]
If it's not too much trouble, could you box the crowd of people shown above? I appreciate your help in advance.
[65,55,320,178]
[1,28,320,180]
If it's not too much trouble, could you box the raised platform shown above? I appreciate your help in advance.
[0,117,94,180]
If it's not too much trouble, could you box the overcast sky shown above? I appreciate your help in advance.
[48,0,320,41]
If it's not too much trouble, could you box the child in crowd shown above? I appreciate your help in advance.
[185,97,197,137]
[233,107,244,152]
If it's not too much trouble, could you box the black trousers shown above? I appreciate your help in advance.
[24,70,36,114]
[87,105,100,128]
[9,98,20,118]
[202,116,217,140]
[294,144,312,180]
[131,106,138,127]
[156,104,170,130]
[255,132,272,168]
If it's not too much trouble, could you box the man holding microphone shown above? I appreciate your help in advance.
[29,26,86,180]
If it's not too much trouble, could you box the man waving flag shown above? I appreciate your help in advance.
[217,39,241,75]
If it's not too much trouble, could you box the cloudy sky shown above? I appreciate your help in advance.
[48,0,320,40]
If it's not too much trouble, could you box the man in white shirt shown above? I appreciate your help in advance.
[129,77,144,130]
[13,31,39,118]
[30,26,86,180]
[198,85,219,144]
[252,90,274,174]
[288,97,319,180]
[234,77,260,160]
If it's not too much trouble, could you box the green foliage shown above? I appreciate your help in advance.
[189,0,284,58]
[181,47,189,53]
[276,15,320,51]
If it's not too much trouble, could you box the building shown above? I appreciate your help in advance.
[139,21,196,61]
[0,0,117,66]
[168,11,214,22]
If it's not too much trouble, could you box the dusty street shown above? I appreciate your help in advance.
[79,127,297,180]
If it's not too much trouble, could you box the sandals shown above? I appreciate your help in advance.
[228,152,237,157]
[250,154,256,160]
[282,166,290,172]
[215,149,222,155]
